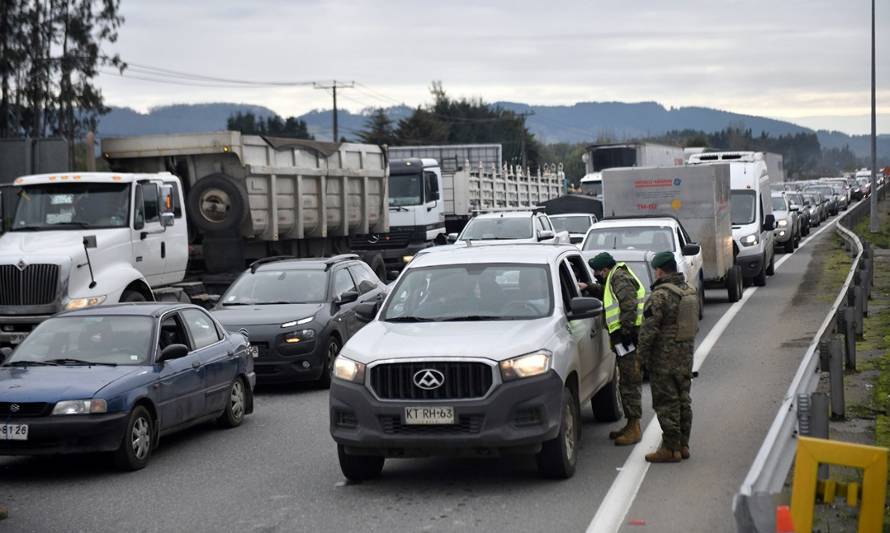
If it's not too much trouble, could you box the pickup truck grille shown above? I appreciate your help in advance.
[369,361,494,400]
[0,264,59,306]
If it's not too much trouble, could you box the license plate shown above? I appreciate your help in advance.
[0,424,28,441]
[404,406,455,425]
[248,345,259,359]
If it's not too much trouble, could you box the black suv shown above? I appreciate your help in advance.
[212,255,386,386]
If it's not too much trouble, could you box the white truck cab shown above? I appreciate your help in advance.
[0,172,188,345]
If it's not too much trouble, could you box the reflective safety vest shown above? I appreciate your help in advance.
[603,263,645,333]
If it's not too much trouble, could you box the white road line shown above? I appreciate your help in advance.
[585,211,845,533]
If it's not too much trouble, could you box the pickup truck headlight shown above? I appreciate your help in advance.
[777,219,788,227]
[51,399,107,415]
[500,350,551,381]
[64,295,107,310]
[333,356,366,383]
[740,233,759,247]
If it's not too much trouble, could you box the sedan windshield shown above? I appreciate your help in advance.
[550,216,592,234]
[11,183,130,230]
[583,226,674,253]
[221,270,328,305]
[383,264,552,321]
[389,174,423,207]
[6,316,154,366]
[731,190,757,225]
[460,217,533,240]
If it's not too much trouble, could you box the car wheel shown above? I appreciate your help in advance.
[120,290,147,303]
[591,367,621,422]
[319,336,341,388]
[726,265,742,303]
[765,252,775,276]
[698,279,705,320]
[537,386,580,479]
[337,444,384,481]
[113,405,154,471]
[754,264,767,287]
[217,378,246,428]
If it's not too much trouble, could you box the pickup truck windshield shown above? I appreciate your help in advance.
[583,226,675,253]
[389,174,423,207]
[10,183,130,230]
[550,216,592,234]
[383,264,553,321]
[460,218,533,240]
[7,316,154,366]
[221,270,328,305]
[731,190,757,225]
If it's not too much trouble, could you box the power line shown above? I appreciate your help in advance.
[313,80,354,141]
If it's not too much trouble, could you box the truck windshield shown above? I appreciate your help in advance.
[389,174,423,207]
[583,226,674,253]
[221,270,328,305]
[6,316,154,366]
[383,264,553,321]
[580,181,603,196]
[10,183,130,230]
[731,191,757,225]
[550,216,592,234]
[460,217,533,240]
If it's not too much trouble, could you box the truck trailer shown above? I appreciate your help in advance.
[580,142,685,198]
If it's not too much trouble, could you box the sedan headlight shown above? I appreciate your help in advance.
[64,295,107,310]
[740,233,760,247]
[281,316,313,328]
[777,219,788,227]
[500,350,551,381]
[333,356,366,383]
[51,399,107,415]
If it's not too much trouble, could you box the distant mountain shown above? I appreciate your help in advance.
[97,101,888,160]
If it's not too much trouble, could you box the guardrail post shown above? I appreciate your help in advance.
[829,335,846,418]
[853,286,865,338]
[810,392,831,479]
[841,308,857,370]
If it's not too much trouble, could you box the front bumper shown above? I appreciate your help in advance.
[236,324,326,384]
[0,412,129,456]
[773,227,792,244]
[330,370,564,457]
[735,247,764,278]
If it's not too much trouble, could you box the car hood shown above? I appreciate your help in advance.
[0,365,145,402]
[213,303,324,327]
[340,319,559,364]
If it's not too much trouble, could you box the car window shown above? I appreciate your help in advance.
[349,264,381,294]
[565,254,593,285]
[332,268,358,299]
[460,217,533,240]
[540,216,553,232]
[558,261,580,313]
[181,309,221,350]
[141,182,160,224]
[583,226,675,252]
[676,228,686,247]
[534,216,545,233]
[221,269,327,305]
[159,313,191,353]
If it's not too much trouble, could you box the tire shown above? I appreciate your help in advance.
[784,239,794,254]
[121,290,147,303]
[113,405,154,471]
[697,277,705,320]
[365,254,386,282]
[187,173,247,235]
[765,252,775,276]
[318,336,341,388]
[726,265,742,303]
[591,368,621,422]
[338,444,384,481]
[537,387,580,479]
[217,378,247,428]
[753,261,767,287]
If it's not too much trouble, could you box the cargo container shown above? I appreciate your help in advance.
[580,142,685,198]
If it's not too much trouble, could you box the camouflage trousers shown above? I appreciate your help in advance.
[617,351,642,419]
[650,366,693,451]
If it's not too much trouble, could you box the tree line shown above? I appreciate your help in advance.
[0,0,124,154]
[227,112,313,139]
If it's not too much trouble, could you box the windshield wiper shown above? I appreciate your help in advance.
[439,315,509,321]
[385,316,436,322]
[46,358,117,367]
[221,302,253,306]
[3,360,59,366]
[254,301,305,305]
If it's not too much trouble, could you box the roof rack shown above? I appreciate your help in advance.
[324,254,360,270]
[249,256,297,273]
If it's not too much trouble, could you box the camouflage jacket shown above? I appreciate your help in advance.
[637,272,694,373]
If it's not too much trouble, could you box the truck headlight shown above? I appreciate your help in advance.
[333,356,366,383]
[740,234,759,247]
[500,350,551,381]
[51,399,107,415]
[777,219,788,227]
[64,295,107,310]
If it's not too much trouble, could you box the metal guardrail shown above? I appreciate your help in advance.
[733,186,884,532]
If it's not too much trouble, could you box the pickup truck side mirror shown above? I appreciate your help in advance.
[682,243,701,256]
[763,213,776,231]
[567,297,603,320]
[354,301,380,322]
[157,343,189,363]
[537,230,555,241]
[0,346,12,364]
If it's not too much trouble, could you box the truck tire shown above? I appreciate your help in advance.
[591,369,622,423]
[187,174,247,235]
[337,444,384,481]
[121,290,147,303]
[537,386,580,479]
[726,265,742,303]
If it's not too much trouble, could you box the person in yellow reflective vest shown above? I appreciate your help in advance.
[589,252,645,445]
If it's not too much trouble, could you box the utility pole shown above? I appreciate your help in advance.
[314,80,355,142]
[869,0,879,232]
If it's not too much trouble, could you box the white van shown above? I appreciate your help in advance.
[688,152,776,286]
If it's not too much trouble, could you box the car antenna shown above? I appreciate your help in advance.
[81,235,98,288]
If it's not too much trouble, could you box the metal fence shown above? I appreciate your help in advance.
[732,187,883,532]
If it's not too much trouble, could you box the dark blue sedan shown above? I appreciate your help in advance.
[0,303,256,470]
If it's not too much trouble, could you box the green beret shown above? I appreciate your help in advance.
[589,252,616,271]
[651,251,676,269]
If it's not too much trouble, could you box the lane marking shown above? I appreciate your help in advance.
[585,209,847,533]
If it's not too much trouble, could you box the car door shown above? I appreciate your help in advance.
[131,181,167,286]
[558,257,597,399]
[155,312,205,429]
[331,267,361,337]
[181,308,232,415]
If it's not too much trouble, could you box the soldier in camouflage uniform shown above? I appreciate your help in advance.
[638,251,697,463]
[589,252,645,446]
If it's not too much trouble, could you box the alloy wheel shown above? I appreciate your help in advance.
[131,416,151,460]
[230,380,245,422]
[563,401,576,461]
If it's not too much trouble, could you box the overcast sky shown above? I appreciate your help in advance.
[98,0,889,135]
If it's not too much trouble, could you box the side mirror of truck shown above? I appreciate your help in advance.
[537,230,555,241]
[159,185,175,213]
[160,212,175,227]
[354,301,380,322]
[567,297,603,320]
[682,243,701,256]
[763,214,776,231]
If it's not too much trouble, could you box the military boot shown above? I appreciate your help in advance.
[614,419,641,446]
[680,446,690,460]
[645,446,681,463]
[608,420,631,440]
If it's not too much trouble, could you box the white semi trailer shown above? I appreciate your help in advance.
[580,142,685,198]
